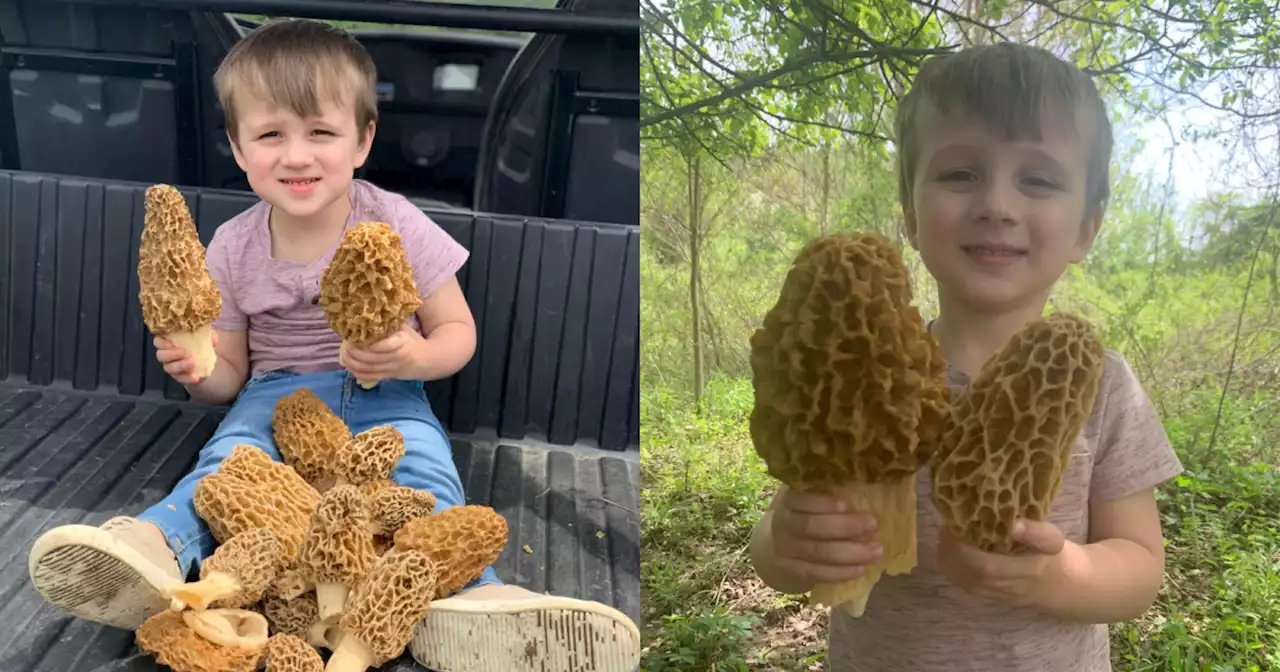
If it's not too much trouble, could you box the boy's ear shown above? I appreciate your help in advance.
[903,207,920,250]
[355,121,376,169]
[227,130,248,173]
[1072,205,1105,263]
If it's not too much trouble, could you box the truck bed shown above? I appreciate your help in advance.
[0,169,640,670]
[0,384,640,671]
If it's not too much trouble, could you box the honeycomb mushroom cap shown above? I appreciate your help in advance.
[336,425,406,487]
[370,486,436,536]
[298,485,378,585]
[393,505,507,597]
[272,388,352,489]
[931,313,1106,553]
[749,232,951,487]
[338,550,439,666]
[263,593,326,646]
[265,633,325,671]
[194,445,321,559]
[270,565,315,601]
[359,478,396,500]
[216,443,322,508]
[135,609,265,672]
[318,221,422,345]
[137,184,222,334]
[198,527,288,608]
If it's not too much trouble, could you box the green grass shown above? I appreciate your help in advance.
[639,379,1280,671]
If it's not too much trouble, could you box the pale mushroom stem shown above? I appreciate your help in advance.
[315,583,350,623]
[314,622,340,649]
[182,608,269,648]
[809,476,918,618]
[167,324,217,379]
[324,632,376,672]
[168,571,242,610]
[338,342,379,389]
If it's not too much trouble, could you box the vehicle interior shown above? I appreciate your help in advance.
[0,0,639,224]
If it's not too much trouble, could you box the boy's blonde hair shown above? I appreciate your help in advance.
[214,18,378,142]
[894,42,1113,218]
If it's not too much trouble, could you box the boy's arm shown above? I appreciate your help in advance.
[405,277,476,382]
[1031,351,1181,623]
[185,328,249,405]
[1031,487,1166,622]
[390,197,474,382]
[749,485,818,595]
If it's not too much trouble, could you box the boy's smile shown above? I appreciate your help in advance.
[962,243,1028,267]
[904,102,1101,312]
[281,176,322,194]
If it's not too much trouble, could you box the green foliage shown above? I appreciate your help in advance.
[1109,388,1280,670]
[641,0,945,157]
[641,147,936,393]
[643,609,760,672]
[642,1,1280,152]
[640,380,815,669]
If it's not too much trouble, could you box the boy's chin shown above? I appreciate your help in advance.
[947,279,1043,313]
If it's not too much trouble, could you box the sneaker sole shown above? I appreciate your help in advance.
[28,524,181,631]
[410,595,641,672]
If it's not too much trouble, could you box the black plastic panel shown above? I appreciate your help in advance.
[0,170,638,450]
[0,383,640,671]
[472,0,640,227]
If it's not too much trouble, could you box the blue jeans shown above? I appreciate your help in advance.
[137,369,501,590]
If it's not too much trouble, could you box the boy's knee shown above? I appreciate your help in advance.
[394,418,450,453]
[198,435,282,471]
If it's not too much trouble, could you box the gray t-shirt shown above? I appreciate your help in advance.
[827,350,1183,671]
[205,179,468,378]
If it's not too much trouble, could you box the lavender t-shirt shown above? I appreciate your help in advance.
[205,179,469,378]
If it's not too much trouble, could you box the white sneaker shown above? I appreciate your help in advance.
[28,516,183,630]
[410,585,641,672]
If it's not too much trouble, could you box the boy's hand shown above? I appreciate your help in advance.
[342,325,426,384]
[154,331,219,385]
[937,518,1065,607]
[770,488,883,584]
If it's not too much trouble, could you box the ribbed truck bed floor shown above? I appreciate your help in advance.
[0,384,641,672]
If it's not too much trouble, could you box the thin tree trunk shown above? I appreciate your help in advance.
[820,143,831,235]
[1207,200,1275,463]
[688,154,705,412]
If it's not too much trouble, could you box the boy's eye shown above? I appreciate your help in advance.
[258,131,279,139]
[939,169,977,182]
[1022,174,1059,189]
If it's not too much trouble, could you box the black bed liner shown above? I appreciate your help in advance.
[0,385,640,671]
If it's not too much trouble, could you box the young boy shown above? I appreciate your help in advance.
[26,18,640,671]
[749,43,1183,671]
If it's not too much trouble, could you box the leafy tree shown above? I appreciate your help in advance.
[642,0,1280,154]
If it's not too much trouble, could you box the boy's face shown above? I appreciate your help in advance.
[903,103,1102,312]
[229,88,374,223]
